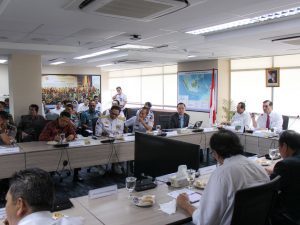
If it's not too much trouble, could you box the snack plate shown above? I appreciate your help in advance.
[256,159,272,166]
[132,195,155,207]
[194,180,207,189]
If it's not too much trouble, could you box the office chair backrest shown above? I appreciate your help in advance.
[230,176,281,225]
[282,115,289,130]
[158,115,171,129]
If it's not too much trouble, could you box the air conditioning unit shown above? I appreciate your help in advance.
[64,0,189,21]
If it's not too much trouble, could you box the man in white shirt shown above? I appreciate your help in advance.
[252,100,283,132]
[50,101,64,115]
[94,95,102,113]
[177,130,269,225]
[4,168,83,225]
[112,86,127,110]
[231,102,251,129]
[77,98,89,113]
[125,107,153,133]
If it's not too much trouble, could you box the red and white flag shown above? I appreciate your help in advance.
[209,70,216,126]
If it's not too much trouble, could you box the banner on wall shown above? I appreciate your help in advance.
[42,74,101,104]
[178,69,218,112]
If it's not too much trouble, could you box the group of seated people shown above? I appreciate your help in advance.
[228,99,284,132]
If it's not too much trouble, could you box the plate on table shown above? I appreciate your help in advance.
[194,179,207,189]
[132,195,155,207]
[47,141,58,145]
[256,159,271,166]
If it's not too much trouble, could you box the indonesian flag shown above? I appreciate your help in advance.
[209,70,216,126]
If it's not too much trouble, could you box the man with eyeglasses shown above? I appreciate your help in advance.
[95,106,125,175]
[251,100,283,132]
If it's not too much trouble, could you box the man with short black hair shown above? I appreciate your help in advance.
[39,111,76,141]
[252,100,283,132]
[230,102,251,128]
[50,101,64,115]
[4,168,82,225]
[169,102,190,128]
[17,104,46,142]
[93,95,102,112]
[267,130,300,224]
[177,130,269,225]
[4,168,54,225]
[80,100,101,131]
[112,87,127,110]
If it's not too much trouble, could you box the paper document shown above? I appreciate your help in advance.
[0,147,20,155]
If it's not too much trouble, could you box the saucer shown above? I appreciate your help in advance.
[132,195,155,207]
[194,179,207,189]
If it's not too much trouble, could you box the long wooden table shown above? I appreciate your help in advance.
[73,184,192,225]
[0,130,278,179]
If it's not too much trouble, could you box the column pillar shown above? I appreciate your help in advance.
[8,54,42,123]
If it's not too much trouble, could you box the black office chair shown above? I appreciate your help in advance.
[158,115,171,129]
[230,176,281,225]
[282,115,289,130]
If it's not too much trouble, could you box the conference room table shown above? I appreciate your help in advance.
[0,128,279,179]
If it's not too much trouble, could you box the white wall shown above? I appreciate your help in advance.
[0,64,9,101]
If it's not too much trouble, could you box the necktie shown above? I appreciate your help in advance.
[180,117,184,128]
[266,114,270,129]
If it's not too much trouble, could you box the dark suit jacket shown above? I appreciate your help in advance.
[169,113,190,129]
[270,153,300,222]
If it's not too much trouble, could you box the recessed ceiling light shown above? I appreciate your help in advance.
[87,53,128,63]
[113,44,154,50]
[96,63,113,67]
[74,49,119,60]
[186,6,300,35]
[0,59,7,64]
[50,61,66,65]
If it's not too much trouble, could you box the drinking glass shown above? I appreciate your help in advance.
[187,169,196,189]
[269,149,278,163]
[126,177,137,198]
[156,125,161,134]
[60,133,65,143]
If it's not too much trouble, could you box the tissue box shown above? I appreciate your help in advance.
[169,176,189,188]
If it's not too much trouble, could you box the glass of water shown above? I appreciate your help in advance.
[60,133,65,143]
[156,124,161,134]
[187,169,196,189]
[269,149,278,163]
[125,177,137,198]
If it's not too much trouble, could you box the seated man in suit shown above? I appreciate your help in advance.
[252,100,283,132]
[17,104,46,142]
[177,130,269,225]
[266,130,300,225]
[4,168,82,225]
[169,102,190,128]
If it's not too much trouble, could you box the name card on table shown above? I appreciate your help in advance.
[0,146,20,155]
[88,185,117,199]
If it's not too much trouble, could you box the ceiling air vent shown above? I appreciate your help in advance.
[115,59,151,64]
[64,0,189,21]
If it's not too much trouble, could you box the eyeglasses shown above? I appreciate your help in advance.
[110,111,120,116]
[263,105,269,108]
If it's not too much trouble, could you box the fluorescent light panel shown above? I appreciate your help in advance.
[188,55,196,58]
[87,53,128,63]
[186,6,300,35]
[96,63,113,67]
[113,44,154,49]
[74,49,119,59]
[0,59,7,63]
[50,61,65,65]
